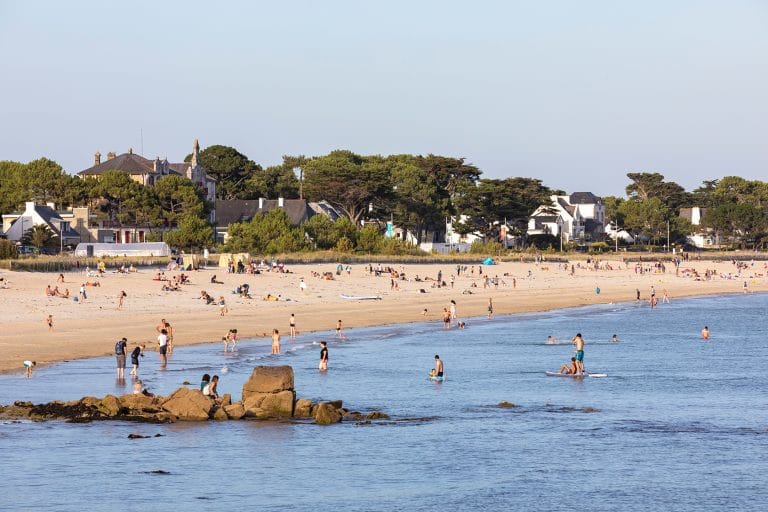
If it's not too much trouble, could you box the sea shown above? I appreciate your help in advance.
[1,293,767,511]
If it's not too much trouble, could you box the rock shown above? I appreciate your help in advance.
[242,392,268,414]
[294,399,313,418]
[242,366,294,399]
[223,402,245,420]
[260,390,295,418]
[365,411,389,420]
[314,402,342,425]
[221,393,232,406]
[161,388,214,421]
[327,400,343,410]
[120,394,162,414]
[98,394,122,417]
[128,433,150,439]
[244,407,270,420]
[497,401,517,408]
[212,407,228,421]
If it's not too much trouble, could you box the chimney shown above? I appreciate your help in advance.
[25,201,35,214]
[278,197,284,207]
[46,202,56,210]
[94,151,101,166]
[191,138,200,167]
[107,151,116,160]
[128,147,133,155]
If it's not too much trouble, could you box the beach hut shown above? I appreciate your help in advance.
[74,242,171,258]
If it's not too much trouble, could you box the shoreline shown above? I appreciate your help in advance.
[1,259,765,375]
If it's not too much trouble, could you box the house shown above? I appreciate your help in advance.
[605,221,635,244]
[679,207,717,248]
[77,139,216,221]
[527,192,606,244]
[214,198,340,242]
[2,202,83,249]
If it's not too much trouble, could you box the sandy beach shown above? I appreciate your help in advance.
[1,258,765,374]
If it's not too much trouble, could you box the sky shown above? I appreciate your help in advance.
[0,0,766,196]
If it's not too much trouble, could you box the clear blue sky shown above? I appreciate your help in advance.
[1,0,766,196]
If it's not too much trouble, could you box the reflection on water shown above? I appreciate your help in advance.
[2,294,768,511]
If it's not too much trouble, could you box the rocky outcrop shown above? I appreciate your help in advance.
[161,388,214,421]
[1,365,381,425]
[242,366,296,419]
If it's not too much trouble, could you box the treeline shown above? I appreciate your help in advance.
[3,148,768,252]
[0,159,211,250]
[605,173,768,248]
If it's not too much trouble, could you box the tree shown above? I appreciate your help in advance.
[189,145,261,200]
[619,198,669,244]
[455,177,554,238]
[21,224,58,251]
[153,175,208,223]
[244,165,300,199]
[702,203,766,248]
[302,150,394,225]
[0,160,27,213]
[164,215,213,251]
[625,172,688,211]
[224,209,309,254]
[95,171,162,227]
[602,196,625,226]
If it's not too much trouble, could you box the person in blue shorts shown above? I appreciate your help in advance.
[572,333,585,374]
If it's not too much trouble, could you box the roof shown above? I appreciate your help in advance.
[308,201,342,220]
[557,197,576,216]
[215,199,314,227]
[4,213,80,241]
[78,153,154,176]
[569,192,601,205]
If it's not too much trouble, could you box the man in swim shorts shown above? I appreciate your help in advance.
[572,333,585,374]
[434,355,444,378]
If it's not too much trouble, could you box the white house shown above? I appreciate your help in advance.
[2,201,82,248]
[605,221,635,244]
[528,192,606,243]
[679,207,717,248]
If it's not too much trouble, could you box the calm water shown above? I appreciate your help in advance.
[2,294,767,511]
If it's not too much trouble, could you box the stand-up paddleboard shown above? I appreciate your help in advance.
[429,376,444,382]
[340,294,382,300]
[545,372,607,378]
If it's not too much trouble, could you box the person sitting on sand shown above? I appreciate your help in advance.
[210,274,223,284]
[45,285,54,296]
[559,357,579,375]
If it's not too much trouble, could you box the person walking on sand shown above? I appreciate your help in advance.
[319,341,328,371]
[272,329,281,355]
[157,329,168,367]
[117,290,127,309]
[290,314,297,339]
[115,337,127,379]
[218,296,228,316]
[130,343,145,377]
[46,314,53,332]
[79,283,86,303]
[299,278,307,292]
[572,333,585,374]
[701,326,710,340]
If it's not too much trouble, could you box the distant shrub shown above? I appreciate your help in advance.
[0,240,18,259]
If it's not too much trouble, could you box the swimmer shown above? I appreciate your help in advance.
[701,326,710,340]
[611,334,618,343]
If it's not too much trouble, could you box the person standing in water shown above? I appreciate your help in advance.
[289,314,297,339]
[701,326,710,340]
[319,341,328,371]
[115,337,127,380]
[157,329,168,367]
[272,329,281,355]
[130,343,145,377]
[433,355,444,379]
[572,333,585,374]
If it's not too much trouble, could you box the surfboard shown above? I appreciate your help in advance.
[545,372,607,378]
[429,376,444,382]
